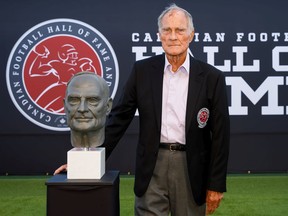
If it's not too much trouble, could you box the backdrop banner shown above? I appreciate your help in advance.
[1,0,287,174]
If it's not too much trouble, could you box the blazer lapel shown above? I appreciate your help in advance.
[186,57,204,133]
[151,55,165,132]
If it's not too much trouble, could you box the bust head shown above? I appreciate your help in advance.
[64,72,113,148]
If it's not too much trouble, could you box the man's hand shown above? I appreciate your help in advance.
[206,190,224,215]
[53,164,67,175]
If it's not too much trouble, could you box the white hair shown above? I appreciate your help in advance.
[158,3,194,34]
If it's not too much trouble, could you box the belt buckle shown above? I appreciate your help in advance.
[169,144,177,151]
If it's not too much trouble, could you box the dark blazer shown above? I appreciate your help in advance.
[104,54,230,205]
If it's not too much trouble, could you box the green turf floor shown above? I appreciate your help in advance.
[0,174,287,216]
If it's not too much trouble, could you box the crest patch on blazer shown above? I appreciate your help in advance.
[197,108,209,128]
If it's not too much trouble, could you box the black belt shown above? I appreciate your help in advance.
[159,143,186,151]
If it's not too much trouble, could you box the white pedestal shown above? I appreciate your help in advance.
[67,147,105,179]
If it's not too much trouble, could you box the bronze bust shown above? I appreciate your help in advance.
[64,72,113,149]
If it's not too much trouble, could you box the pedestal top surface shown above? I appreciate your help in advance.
[46,170,120,186]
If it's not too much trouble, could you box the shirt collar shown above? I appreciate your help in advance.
[164,52,190,74]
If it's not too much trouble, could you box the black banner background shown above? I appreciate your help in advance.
[0,0,287,174]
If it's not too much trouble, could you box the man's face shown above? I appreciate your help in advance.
[64,75,109,132]
[159,10,194,58]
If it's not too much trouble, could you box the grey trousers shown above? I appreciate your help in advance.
[135,148,206,216]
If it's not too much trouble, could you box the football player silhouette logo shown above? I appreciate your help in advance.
[29,43,97,113]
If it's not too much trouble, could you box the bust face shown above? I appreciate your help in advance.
[64,74,110,132]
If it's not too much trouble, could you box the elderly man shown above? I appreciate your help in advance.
[103,3,230,216]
